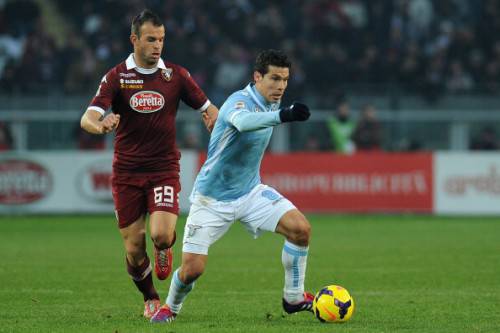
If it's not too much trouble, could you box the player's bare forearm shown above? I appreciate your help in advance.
[202,104,218,133]
[81,109,120,135]
[80,109,104,134]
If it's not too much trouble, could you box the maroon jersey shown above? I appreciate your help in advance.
[88,54,208,174]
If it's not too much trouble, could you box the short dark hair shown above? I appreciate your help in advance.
[254,49,291,75]
[131,9,163,38]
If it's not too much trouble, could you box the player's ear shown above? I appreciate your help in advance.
[130,33,137,45]
[253,71,262,83]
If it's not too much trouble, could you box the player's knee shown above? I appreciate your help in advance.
[151,232,175,250]
[290,221,311,246]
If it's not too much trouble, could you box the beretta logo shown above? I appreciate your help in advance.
[129,91,164,113]
[77,160,113,203]
[0,159,52,204]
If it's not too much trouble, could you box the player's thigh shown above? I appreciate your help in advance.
[112,175,148,229]
[239,184,296,237]
[182,201,234,255]
[146,175,181,217]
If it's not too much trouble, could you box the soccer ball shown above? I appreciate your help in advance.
[312,285,355,323]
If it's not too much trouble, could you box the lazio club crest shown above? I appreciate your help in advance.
[161,68,173,81]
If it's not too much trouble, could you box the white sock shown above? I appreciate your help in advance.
[282,240,308,304]
[166,269,194,313]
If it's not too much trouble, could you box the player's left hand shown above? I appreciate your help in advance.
[101,113,120,134]
[279,102,310,122]
[202,112,213,132]
[202,105,219,132]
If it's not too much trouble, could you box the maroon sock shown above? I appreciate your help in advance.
[126,255,159,301]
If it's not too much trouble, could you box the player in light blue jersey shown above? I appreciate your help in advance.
[151,50,313,323]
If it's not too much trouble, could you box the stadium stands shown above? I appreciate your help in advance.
[2,0,500,105]
[1,0,499,151]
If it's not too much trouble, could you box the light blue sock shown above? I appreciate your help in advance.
[282,240,309,303]
[166,269,194,313]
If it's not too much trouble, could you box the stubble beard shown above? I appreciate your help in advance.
[144,53,158,66]
[146,58,157,66]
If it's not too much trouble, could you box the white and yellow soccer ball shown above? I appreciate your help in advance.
[312,285,355,323]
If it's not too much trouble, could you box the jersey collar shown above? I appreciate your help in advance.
[245,83,280,112]
[125,53,167,74]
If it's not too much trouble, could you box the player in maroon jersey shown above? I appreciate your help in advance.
[80,9,218,319]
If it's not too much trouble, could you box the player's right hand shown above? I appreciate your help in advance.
[101,113,121,134]
[279,102,310,122]
[202,112,215,132]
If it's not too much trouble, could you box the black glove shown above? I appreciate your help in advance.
[279,102,310,122]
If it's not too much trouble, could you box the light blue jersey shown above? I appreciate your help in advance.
[192,83,283,201]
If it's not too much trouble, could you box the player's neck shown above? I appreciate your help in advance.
[133,53,157,70]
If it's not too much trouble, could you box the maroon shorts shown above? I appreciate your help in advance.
[111,172,181,228]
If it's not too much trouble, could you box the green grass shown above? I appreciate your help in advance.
[0,214,499,333]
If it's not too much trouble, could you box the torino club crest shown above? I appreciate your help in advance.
[161,68,173,81]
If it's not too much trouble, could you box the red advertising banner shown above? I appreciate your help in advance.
[258,153,434,213]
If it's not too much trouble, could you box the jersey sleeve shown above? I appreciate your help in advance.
[179,66,209,112]
[224,97,281,132]
[88,68,119,115]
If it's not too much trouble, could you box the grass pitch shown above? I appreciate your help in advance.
[0,214,499,333]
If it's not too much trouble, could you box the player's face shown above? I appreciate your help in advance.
[254,65,289,103]
[131,22,165,68]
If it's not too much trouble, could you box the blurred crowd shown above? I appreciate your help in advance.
[1,0,499,152]
[1,0,500,106]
